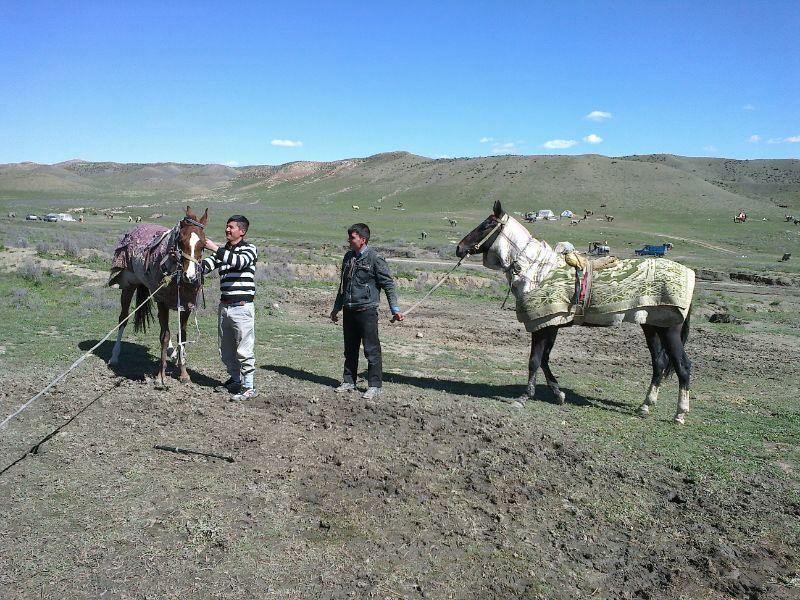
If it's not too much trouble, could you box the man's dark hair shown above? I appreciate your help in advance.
[227,215,249,233]
[348,223,370,242]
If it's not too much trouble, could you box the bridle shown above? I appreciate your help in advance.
[176,217,205,266]
[468,213,509,255]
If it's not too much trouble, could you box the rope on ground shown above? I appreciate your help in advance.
[0,278,172,430]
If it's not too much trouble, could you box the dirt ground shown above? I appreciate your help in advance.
[0,282,798,599]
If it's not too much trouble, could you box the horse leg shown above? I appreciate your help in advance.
[178,308,191,383]
[109,286,135,366]
[520,331,548,404]
[637,325,669,416]
[541,327,565,404]
[157,302,171,386]
[660,324,692,424]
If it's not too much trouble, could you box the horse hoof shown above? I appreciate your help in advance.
[674,413,686,425]
[637,405,650,417]
[107,359,118,367]
[180,376,191,384]
[555,391,566,405]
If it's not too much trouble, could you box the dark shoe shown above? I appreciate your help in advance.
[215,378,241,393]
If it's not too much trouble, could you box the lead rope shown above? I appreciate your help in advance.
[391,219,504,322]
[0,275,176,430]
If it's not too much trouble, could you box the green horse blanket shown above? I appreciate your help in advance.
[516,258,695,332]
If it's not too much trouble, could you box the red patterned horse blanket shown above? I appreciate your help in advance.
[108,223,198,310]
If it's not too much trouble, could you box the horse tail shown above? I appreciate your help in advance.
[133,284,153,334]
[662,305,691,378]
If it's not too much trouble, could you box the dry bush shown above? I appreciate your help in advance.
[18,260,43,283]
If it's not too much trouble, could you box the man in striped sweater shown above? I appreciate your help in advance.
[202,215,259,400]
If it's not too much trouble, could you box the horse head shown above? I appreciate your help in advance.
[456,200,506,259]
[178,206,208,283]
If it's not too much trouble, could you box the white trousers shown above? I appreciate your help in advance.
[218,302,256,389]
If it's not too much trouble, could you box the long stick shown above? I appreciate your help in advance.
[154,445,234,463]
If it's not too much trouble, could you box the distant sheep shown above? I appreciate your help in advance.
[352,205,360,211]
[570,220,580,226]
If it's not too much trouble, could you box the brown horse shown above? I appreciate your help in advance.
[108,206,207,385]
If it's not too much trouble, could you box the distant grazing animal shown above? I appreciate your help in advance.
[780,253,791,262]
[600,204,607,208]
[108,206,208,387]
[583,209,593,218]
[785,215,794,222]
[569,220,580,226]
[8,212,16,218]
[78,215,84,223]
[794,219,800,225]
[352,205,360,211]
[397,202,404,208]
[420,231,428,240]
[448,218,458,227]
[128,216,133,222]
[734,212,747,223]
[136,216,142,223]
[456,201,695,424]
[370,205,382,210]
[604,214,615,222]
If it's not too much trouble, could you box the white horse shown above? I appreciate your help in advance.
[457,201,695,424]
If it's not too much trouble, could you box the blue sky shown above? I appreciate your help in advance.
[1,1,798,164]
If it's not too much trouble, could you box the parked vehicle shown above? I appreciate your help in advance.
[43,214,59,222]
[25,214,39,221]
[588,241,610,255]
[635,243,673,257]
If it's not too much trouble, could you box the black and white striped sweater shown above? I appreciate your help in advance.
[201,242,258,303]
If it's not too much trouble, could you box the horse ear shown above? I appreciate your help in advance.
[185,205,191,216]
[493,201,504,218]
[200,208,208,225]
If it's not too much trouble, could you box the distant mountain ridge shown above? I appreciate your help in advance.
[1,152,798,211]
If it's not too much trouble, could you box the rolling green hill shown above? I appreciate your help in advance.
[1,152,798,275]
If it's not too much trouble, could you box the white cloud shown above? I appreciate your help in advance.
[542,139,578,149]
[583,134,603,144]
[479,136,493,143]
[271,139,303,147]
[224,160,239,166]
[491,142,517,155]
[742,103,756,111]
[767,136,800,144]
[748,135,761,143]
[584,110,612,121]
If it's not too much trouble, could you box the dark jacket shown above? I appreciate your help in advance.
[333,246,399,313]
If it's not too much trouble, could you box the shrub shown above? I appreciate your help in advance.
[7,287,42,310]
[18,260,43,284]
[61,237,81,258]
[80,289,118,312]
[36,241,53,255]
[15,236,29,248]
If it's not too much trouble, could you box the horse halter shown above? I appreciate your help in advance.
[469,214,508,254]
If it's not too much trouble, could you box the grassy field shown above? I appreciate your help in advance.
[0,153,798,598]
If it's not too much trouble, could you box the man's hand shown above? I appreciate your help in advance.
[391,311,405,322]
[330,310,339,323]
[204,238,219,253]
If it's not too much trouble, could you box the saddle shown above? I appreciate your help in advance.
[563,252,620,310]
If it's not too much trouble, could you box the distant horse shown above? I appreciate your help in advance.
[136,216,142,223]
[420,231,428,240]
[604,214,615,222]
[108,206,207,386]
[448,218,458,227]
[456,201,695,424]
[352,205,360,211]
[734,212,747,223]
[569,219,580,226]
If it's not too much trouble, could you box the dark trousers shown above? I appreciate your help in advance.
[342,307,382,387]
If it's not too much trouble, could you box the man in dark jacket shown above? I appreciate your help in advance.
[330,223,404,399]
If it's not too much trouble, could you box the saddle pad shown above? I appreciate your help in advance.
[516,258,694,325]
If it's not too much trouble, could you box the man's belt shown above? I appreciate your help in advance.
[220,299,250,306]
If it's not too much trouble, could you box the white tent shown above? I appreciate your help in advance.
[561,210,574,218]
[537,209,556,220]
